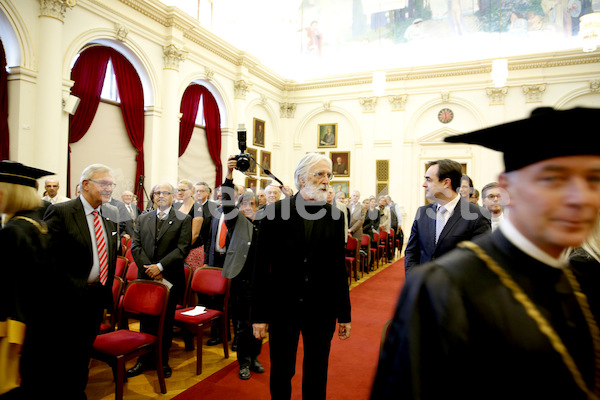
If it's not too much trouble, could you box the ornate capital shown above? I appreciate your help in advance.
[388,95,407,111]
[163,44,188,71]
[522,84,546,103]
[39,0,74,21]
[359,97,378,113]
[590,80,600,93]
[234,80,250,99]
[280,103,296,118]
[485,87,508,106]
[114,23,129,42]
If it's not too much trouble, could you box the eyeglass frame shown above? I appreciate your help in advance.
[309,171,334,180]
[154,191,173,197]
[88,179,117,189]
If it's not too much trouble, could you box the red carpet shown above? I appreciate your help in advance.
[173,259,405,400]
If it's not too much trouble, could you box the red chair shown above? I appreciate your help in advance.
[174,267,230,375]
[370,231,380,270]
[121,236,128,256]
[124,246,135,265]
[378,230,389,265]
[345,237,359,282]
[387,229,395,261]
[360,234,370,274]
[115,255,129,279]
[125,261,138,285]
[92,280,170,400]
[99,276,124,334]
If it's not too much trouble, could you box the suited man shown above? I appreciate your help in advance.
[105,195,133,238]
[253,152,351,400]
[195,181,219,247]
[127,182,192,378]
[404,159,490,275]
[44,164,119,399]
[332,156,348,176]
[348,190,366,240]
[121,190,141,224]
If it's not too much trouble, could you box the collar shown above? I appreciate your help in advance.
[499,216,569,269]
[157,206,172,217]
[81,196,101,216]
[437,193,460,215]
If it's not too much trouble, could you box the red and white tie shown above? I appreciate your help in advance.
[93,210,109,285]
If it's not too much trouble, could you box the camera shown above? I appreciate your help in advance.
[235,125,251,172]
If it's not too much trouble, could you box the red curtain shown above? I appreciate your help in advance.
[111,52,145,202]
[201,87,222,187]
[178,84,203,157]
[0,39,10,160]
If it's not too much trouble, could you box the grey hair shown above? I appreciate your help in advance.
[195,181,212,194]
[80,164,111,184]
[294,152,331,191]
[237,190,258,207]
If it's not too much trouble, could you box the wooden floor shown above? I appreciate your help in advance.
[85,253,401,400]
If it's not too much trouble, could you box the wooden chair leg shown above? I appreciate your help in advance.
[196,328,203,375]
[116,359,125,400]
[221,318,229,359]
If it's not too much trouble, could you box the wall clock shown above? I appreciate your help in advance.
[438,108,454,124]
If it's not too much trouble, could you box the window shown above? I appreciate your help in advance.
[100,59,120,102]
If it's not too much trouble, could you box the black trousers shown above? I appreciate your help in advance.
[230,277,262,367]
[268,309,336,400]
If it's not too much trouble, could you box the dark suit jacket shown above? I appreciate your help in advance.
[404,197,490,274]
[252,194,351,325]
[349,202,366,240]
[198,200,218,247]
[205,207,223,267]
[132,207,192,302]
[108,197,134,237]
[44,197,119,307]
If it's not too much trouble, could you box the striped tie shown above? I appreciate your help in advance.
[93,211,109,285]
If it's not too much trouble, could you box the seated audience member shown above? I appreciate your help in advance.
[482,182,505,231]
[378,196,391,233]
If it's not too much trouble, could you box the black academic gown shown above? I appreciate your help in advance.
[372,229,600,400]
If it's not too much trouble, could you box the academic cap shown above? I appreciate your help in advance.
[0,160,54,188]
[444,107,600,172]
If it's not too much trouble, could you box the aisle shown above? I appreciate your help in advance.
[173,258,406,400]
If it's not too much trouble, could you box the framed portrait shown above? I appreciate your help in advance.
[247,148,257,175]
[245,177,257,190]
[260,150,271,177]
[331,181,349,197]
[317,123,337,148]
[330,151,350,177]
[260,179,272,189]
[253,118,265,147]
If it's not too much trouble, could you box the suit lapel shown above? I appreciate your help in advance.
[436,198,463,245]
[73,198,93,250]
[157,208,174,241]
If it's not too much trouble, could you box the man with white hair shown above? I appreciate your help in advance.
[252,152,351,400]
[265,184,282,205]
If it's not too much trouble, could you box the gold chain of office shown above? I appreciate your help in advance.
[459,240,600,400]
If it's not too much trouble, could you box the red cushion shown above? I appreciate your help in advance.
[345,256,356,262]
[174,308,222,325]
[93,330,157,356]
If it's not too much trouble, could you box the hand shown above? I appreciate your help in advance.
[144,264,161,279]
[338,322,351,340]
[227,156,237,178]
[253,323,269,340]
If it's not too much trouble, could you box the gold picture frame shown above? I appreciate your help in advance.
[317,123,337,148]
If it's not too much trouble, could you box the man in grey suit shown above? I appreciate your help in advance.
[348,190,365,240]
[404,159,490,275]
[127,182,192,378]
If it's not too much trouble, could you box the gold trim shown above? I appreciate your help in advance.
[459,241,600,400]
[0,172,37,183]
[11,216,49,235]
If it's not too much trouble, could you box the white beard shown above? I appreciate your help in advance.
[303,181,328,202]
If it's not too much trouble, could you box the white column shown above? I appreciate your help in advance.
[35,0,71,186]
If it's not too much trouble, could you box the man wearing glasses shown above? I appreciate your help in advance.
[127,182,192,378]
[252,152,351,400]
[44,164,120,398]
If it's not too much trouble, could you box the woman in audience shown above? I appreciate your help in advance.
[459,174,474,200]
[0,161,54,398]
[177,179,205,270]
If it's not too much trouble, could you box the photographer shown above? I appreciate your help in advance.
[221,156,265,380]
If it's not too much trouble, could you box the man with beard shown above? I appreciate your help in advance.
[252,152,351,400]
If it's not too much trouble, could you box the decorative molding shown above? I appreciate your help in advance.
[441,91,450,103]
[163,44,188,70]
[359,97,377,113]
[590,80,600,93]
[234,80,250,99]
[204,66,214,81]
[280,102,296,118]
[114,23,129,41]
[322,101,332,110]
[486,87,508,106]
[259,94,268,105]
[40,0,73,21]
[388,95,407,111]
[522,84,546,103]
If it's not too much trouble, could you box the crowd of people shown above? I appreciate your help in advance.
[2,107,600,400]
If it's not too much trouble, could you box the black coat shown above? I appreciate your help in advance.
[252,194,351,324]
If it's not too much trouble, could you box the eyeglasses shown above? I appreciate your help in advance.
[154,191,172,197]
[177,188,190,192]
[89,179,117,189]
[309,171,334,180]
[486,194,501,200]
